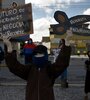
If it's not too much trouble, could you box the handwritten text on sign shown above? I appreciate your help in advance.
[0,3,33,38]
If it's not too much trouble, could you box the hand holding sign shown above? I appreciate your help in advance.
[2,35,12,53]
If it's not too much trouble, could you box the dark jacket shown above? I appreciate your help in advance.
[0,46,4,62]
[5,47,71,100]
[84,59,90,93]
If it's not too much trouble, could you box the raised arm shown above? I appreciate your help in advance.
[2,36,31,80]
[49,46,71,79]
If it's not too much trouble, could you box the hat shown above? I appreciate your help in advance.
[33,45,48,55]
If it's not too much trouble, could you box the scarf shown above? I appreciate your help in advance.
[32,54,48,68]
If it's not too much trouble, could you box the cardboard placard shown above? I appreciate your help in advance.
[0,3,33,39]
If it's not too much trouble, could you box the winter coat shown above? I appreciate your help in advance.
[84,59,90,93]
[23,43,36,55]
[0,46,4,62]
[5,47,71,100]
[23,43,36,64]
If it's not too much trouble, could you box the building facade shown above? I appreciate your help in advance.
[50,33,90,55]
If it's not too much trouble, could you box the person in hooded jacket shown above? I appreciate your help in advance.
[22,38,36,64]
[3,36,71,100]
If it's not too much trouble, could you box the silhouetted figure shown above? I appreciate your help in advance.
[84,51,90,100]
[23,38,36,64]
[0,46,4,64]
[58,39,71,88]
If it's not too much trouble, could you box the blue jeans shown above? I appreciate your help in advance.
[25,54,32,64]
[61,69,67,81]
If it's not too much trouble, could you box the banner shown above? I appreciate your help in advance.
[50,11,70,35]
[0,3,33,40]
[50,10,90,36]
[54,10,70,25]
[71,27,90,36]
[69,15,90,26]
[50,24,68,35]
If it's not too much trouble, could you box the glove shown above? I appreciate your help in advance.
[2,35,12,53]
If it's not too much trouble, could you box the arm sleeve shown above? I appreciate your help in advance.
[5,51,31,80]
[49,46,71,79]
[85,60,90,70]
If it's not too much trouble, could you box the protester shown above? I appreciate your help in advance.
[58,38,71,88]
[0,46,4,64]
[84,51,90,100]
[3,35,70,100]
[22,38,36,64]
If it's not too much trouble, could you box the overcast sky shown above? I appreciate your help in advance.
[25,0,90,41]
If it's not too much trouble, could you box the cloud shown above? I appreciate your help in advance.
[83,9,90,29]
[26,0,86,15]
[25,0,87,41]
[25,0,53,5]
[30,18,51,41]
[34,18,50,30]
[31,16,59,41]
[83,8,90,15]
[43,7,53,14]
[25,0,85,4]
[26,0,86,5]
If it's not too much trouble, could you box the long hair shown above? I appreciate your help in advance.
[59,39,65,47]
